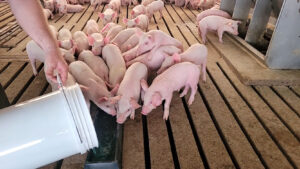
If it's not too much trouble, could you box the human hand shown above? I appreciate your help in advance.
[44,48,68,84]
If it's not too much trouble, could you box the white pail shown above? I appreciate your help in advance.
[0,84,98,169]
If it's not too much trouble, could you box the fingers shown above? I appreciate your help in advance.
[57,60,68,84]
[45,65,57,83]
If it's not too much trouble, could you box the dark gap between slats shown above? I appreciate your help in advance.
[252,86,300,143]
[11,63,44,104]
[142,115,151,169]
[0,14,13,23]
[270,86,300,118]
[80,8,96,31]
[3,62,27,89]
[181,97,210,169]
[7,35,28,52]
[0,26,20,44]
[216,62,298,169]
[206,69,268,169]
[163,104,181,169]
[55,159,64,169]
[65,13,75,23]
[288,87,300,98]
[76,4,91,23]
[40,83,50,96]
[197,84,241,169]
[163,6,176,23]
[0,62,11,74]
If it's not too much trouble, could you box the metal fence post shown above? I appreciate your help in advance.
[220,0,236,15]
[245,0,272,47]
[232,0,253,37]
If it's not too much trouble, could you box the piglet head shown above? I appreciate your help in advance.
[136,33,155,56]
[131,10,135,16]
[140,79,162,115]
[97,95,121,116]
[59,40,73,50]
[172,53,181,63]
[116,97,141,124]
[134,17,140,24]
[123,18,129,24]
[98,12,105,19]
[225,21,241,36]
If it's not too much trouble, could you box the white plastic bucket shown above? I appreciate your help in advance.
[0,84,98,169]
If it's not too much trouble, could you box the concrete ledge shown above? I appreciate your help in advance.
[207,33,300,86]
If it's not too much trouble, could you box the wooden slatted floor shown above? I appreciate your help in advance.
[0,2,300,169]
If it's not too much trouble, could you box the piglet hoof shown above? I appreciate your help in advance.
[130,113,135,120]
[163,114,169,121]
[219,39,223,43]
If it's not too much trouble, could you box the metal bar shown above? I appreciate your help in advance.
[0,83,9,109]
[266,0,300,69]
[220,0,236,15]
[245,0,272,46]
[232,0,253,36]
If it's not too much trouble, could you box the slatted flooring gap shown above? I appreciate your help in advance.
[0,3,299,169]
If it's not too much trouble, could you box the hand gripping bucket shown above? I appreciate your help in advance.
[0,84,98,169]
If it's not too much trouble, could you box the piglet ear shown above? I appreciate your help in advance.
[79,85,89,95]
[104,37,110,45]
[236,21,242,24]
[135,17,140,24]
[147,34,154,42]
[152,92,162,106]
[88,35,95,46]
[98,12,104,19]
[109,95,121,104]
[98,97,108,103]
[172,53,181,63]
[110,83,119,95]
[70,39,74,46]
[140,79,148,92]
[101,23,109,33]
[131,10,135,15]
[130,98,141,109]
[123,18,128,24]
[226,22,233,26]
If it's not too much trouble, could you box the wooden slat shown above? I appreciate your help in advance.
[0,61,9,71]
[147,106,174,169]
[0,17,15,28]
[218,60,300,168]
[168,93,204,169]
[122,112,145,169]
[60,153,87,169]
[272,86,300,114]
[5,62,41,104]
[0,61,26,88]
[44,84,52,94]
[255,86,300,138]
[17,68,48,103]
[290,86,300,97]
[38,162,58,169]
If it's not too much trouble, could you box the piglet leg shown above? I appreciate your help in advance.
[179,84,189,97]
[188,83,197,105]
[217,27,224,43]
[201,62,207,82]
[163,94,173,120]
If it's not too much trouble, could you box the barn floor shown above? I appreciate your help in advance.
[0,2,300,169]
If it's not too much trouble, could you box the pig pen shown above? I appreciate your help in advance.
[0,2,300,169]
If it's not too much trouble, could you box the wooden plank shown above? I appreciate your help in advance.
[70,5,95,33]
[218,60,300,168]
[0,61,26,88]
[5,62,42,104]
[122,113,145,169]
[0,12,13,23]
[168,93,204,169]
[147,106,174,169]
[0,61,9,71]
[17,67,48,103]
[254,86,300,138]
[272,86,300,114]
[0,17,15,28]
[38,162,58,169]
[206,55,294,168]
[44,84,52,94]
[60,153,87,169]
[290,86,300,97]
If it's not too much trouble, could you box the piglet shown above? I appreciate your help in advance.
[146,0,164,21]
[123,14,149,32]
[56,0,68,15]
[78,50,109,82]
[49,25,58,39]
[44,0,55,12]
[68,0,78,4]
[196,9,231,23]
[105,25,124,41]
[126,45,181,71]
[135,30,183,59]
[141,0,155,6]
[130,5,146,19]
[111,28,138,48]
[198,15,241,44]
[174,0,185,7]
[122,0,138,6]
[88,33,109,56]
[84,19,100,35]
[67,4,85,13]
[102,44,126,88]
[58,28,73,50]
[141,62,200,120]
[101,22,118,37]
[120,33,140,53]
[73,31,89,54]
[158,43,207,81]
[43,8,54,20]
[99,9,117,26]
[122,45,139,62]
[108,0,121,14]
[198,0,215,10]
[115,62,148,124]
[59,47,76,64]
[69,61,120,116]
